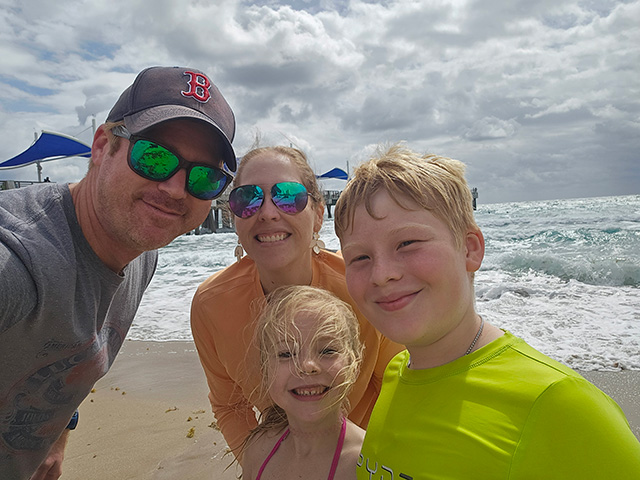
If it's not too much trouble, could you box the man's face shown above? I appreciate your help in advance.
[93,118,225,255]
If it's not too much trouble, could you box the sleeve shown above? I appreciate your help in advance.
[190,288,258,455]
[0,242,37,333]
[371,334,405,394]
[511,375,640,479]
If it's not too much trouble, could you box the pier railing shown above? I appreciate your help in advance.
[1,180,41,190]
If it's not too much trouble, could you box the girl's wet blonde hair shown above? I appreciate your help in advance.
[334,143,479,250]
[247,285,363,441]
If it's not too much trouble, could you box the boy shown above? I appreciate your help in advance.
[334,144,640,479]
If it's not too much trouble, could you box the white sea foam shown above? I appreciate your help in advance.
[129,195,640,372]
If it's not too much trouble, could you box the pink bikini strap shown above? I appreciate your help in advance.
[255,417,346,480]
[327,417,347,480]
[255,428,290,480]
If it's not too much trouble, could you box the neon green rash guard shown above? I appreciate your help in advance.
[357,332,640,480]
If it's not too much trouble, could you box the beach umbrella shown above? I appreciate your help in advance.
[317,167,348,180]
[0,131,91,182]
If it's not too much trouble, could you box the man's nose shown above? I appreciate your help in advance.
[157,168,188,199]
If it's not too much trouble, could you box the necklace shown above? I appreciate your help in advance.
[407,316,486,368]
[465,316,485,355]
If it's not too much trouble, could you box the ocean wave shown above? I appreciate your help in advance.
[482,251,640,287]
[129,195,640,371]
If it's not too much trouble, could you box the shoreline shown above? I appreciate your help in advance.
[63,340,640,479]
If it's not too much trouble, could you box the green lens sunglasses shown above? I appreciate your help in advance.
[112,125,233,200]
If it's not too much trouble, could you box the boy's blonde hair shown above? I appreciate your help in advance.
[334,143,478,249]
[250,285,363,438]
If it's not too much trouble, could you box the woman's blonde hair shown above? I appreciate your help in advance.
[247,285,363,442]
[334,143,478,249]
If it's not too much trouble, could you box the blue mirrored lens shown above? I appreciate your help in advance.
[229,185,264,218]
[271,182,308,214]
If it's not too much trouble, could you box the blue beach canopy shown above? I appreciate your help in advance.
[0,131,91,169]
[317,167,348,180]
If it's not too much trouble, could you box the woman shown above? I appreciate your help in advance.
[190,146,401,459]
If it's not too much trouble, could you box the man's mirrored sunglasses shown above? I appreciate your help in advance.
[228,182,310,218]
[112,126,233,200]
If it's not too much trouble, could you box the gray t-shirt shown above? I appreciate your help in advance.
[0,183,157,479]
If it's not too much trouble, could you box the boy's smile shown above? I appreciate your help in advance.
[340,189,483,367]
[374,290,420,312]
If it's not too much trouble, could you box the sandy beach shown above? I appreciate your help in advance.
[63,341,240,480]
[62,340,640,480]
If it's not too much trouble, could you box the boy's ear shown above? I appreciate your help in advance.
[465,229,484,273]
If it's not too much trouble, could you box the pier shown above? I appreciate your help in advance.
[322,188,479,216]
[323,190,341,218]
[191,191,235,234]
[1,179,479,232]
[1,180,41,190]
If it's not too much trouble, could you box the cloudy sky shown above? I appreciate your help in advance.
[1,0,638,203]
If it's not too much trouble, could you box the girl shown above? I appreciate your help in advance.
[241,285,365,480]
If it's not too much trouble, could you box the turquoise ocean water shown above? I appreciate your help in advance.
[130,195,640,372]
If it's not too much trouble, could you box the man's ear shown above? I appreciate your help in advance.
[465,229,485,273]
[90,125,112,167]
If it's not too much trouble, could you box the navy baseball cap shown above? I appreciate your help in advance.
[107,66,237,172]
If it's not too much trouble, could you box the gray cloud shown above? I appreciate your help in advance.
[0,0,638,203]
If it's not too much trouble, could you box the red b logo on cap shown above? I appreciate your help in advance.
[182,71,211,103]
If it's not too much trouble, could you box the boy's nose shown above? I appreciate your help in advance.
[370,258,401,286]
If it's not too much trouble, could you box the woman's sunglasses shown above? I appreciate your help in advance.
[228,182,309,218]
[112,126,233,200]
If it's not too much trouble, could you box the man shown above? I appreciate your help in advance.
[0,66,236,480]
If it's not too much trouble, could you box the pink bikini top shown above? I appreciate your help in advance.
[255,417,347,480]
